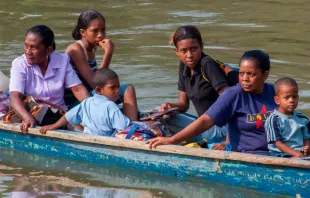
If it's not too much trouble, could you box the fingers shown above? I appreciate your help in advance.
[146,138,160,149]
[211,144,226,150]
[20,119,36,134]
[39,127,47,135]
[159,103,170,112]
[20,122,29,134]
[99,39,114,52]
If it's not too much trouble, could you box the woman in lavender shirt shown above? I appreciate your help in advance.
[9,25,89,133]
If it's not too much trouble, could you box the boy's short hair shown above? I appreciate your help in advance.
[274,77,298,95]
[92,68,119,87]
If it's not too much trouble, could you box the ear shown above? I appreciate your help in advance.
[263,71,269,81]
[274,95,280,105]
[80,29,86,38]
[174,47,180,57]
[94,86,101,94]
[46,46,53,56]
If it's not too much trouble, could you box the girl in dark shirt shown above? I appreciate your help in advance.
[160,26,229,147]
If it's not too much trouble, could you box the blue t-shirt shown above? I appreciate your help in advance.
[265,110,310,156]
[65,94,130,136]
[206,83,278,155]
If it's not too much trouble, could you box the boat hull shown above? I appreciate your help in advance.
[0,125,309,196]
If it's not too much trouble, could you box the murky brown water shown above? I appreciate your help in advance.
[0,0,308,196]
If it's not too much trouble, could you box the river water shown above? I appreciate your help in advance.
[0,0,308,197]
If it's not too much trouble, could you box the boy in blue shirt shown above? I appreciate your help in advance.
[265,77,310,157]
[40,68,130,136]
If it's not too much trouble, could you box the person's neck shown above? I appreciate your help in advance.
[38,58,49,76]
[81,39,95,52]
[277,108,294,116]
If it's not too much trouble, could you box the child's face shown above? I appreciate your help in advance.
[175,39,203,69]
[97,78,120,101]
[275,85,299,115]
[81,18,106,46]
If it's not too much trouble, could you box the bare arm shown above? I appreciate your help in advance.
[98,39,114,69]
[10,91,36,133]
[275,141,304,158]
[40,116,68,134]
[66,45,94,89]
[160,91,189,112]
[147,114,215,148]
[10,91,30,120]
[70,84,90,102]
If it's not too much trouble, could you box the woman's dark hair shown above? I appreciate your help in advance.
[72,10,105,40]
[170,25,202,47]
[92,68,118,88]
[239,50,270,73]
[26,25,56,50]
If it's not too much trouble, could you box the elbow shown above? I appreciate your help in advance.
[71,84,90,101]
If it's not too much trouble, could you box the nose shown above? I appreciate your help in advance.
[186,50,194,58]
[288,97,295,103]
[241,73,250,81]
[97,31,105,40]
[115,88,120,95]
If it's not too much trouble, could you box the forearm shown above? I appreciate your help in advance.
[50,116,68,130]
[275,141,303,157]
[99,52,113,69]
[168,102,189,112]
[172,114,214,144]
[10,92,31,120]
[71,84,90,102]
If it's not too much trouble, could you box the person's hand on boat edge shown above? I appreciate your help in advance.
[302,144,310,156]
[40,124,58,135]
[146,137,174,148]
[20,118,36,134]
[211,143,226,150]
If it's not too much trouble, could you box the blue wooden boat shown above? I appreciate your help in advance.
[0,113,309,197]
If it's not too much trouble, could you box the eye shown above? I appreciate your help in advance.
[191,47,198,52]
[180,49,187,53]
[239,72,244,76]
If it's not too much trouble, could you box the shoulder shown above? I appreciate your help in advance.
[50,51,70,62]
[263,83,275,95]
[265,112,280,129]
[12,55,27,68]
[104,100,120,112]
[178,61,185,71]
[200,53,216,65]
[66,42,84,57]
[295,111,309,121]
[267,111,280,122]
[222,83,243,96]
[212,84,243,105]
[66,42,82,53]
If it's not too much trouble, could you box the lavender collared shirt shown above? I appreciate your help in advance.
[9,51,82,110]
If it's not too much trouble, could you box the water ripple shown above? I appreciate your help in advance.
[220,23,267,28]
[169,11,218,18]
[20,14,42,20]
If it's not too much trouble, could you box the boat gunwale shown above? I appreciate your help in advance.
[0,121,310,169]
